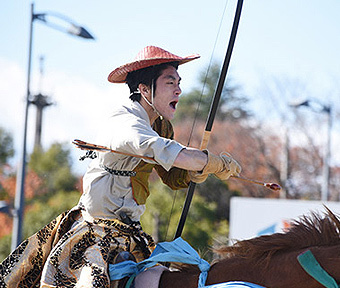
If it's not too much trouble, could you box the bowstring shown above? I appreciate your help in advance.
[186,0,230,147]
[164,189,178,241]
[164,0,230,241]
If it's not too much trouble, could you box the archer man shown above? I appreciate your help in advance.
[0,45,241,288]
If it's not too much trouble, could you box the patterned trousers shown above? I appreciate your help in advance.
[0,207,155,288]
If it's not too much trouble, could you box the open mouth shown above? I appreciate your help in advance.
[169,101,178,110]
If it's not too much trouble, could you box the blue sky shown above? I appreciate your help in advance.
[1,0,340,174]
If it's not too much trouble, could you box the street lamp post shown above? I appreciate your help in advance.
[321,105,332,201]
[12,3,94,251]
[290,99,332,202]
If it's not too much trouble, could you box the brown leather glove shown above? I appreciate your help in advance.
[189,170,209,183]
[189,150,242,183]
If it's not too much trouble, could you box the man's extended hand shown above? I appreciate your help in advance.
[189,150,242,183]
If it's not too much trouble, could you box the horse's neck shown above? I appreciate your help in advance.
[208,248,339,288]
[206,257,264,285]
[158,259,258,288]
[159,250,332,288]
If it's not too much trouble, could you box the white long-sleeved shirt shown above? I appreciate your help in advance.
[79,100,185,221]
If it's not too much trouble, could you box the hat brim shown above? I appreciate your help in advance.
[108,55,200,83]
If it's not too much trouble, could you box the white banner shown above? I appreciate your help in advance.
[229,197,340,242]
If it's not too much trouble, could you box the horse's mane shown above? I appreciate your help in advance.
[216,206,340,263]
[171,207,340,273]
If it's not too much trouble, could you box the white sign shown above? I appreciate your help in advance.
[229,197,340,243]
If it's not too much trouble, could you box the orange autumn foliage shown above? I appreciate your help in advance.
[173,118,282,198]
[0,170,46,237]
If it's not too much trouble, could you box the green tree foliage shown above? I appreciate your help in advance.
[0,126,14,205]
[0,127,14,167]
[0,190,80,261]
[0,235,11,262]
[0,142,81,261]
[195,176,241,222]
[175,62,251,122]
[141,176,238,261]
[23,190,80,238]
[29,143,77,193]
[25,142,79,233]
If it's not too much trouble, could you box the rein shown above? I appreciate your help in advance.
[298,250,339,288]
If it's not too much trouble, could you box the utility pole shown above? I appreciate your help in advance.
[30,56,53,150]
[290,99,332,201]
[30,93,53,149]
[322,106,332,200]
[280,127,290,199]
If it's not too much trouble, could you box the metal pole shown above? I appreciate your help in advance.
[34,97,43,149]
[280,127,289,199]
[12,3,34,251]
[31,93,52,150]
[321,106,331,201]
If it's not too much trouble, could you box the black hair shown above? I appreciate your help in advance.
[126,61,179,102]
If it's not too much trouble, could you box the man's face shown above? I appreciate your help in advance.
[153,65,182,121]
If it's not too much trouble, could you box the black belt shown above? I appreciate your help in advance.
[119,211,140,226]
[101,165,136,177]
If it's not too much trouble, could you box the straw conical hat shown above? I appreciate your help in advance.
[108,46,200,83]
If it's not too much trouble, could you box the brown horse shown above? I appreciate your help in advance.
[159,207,340,288]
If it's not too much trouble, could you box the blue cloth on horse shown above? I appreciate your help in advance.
[204,281,265,288]
[297,250,339,288]
[109,237,210,287]
[109,238,266,288]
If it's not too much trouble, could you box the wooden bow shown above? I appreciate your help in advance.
[174,0,245,239]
